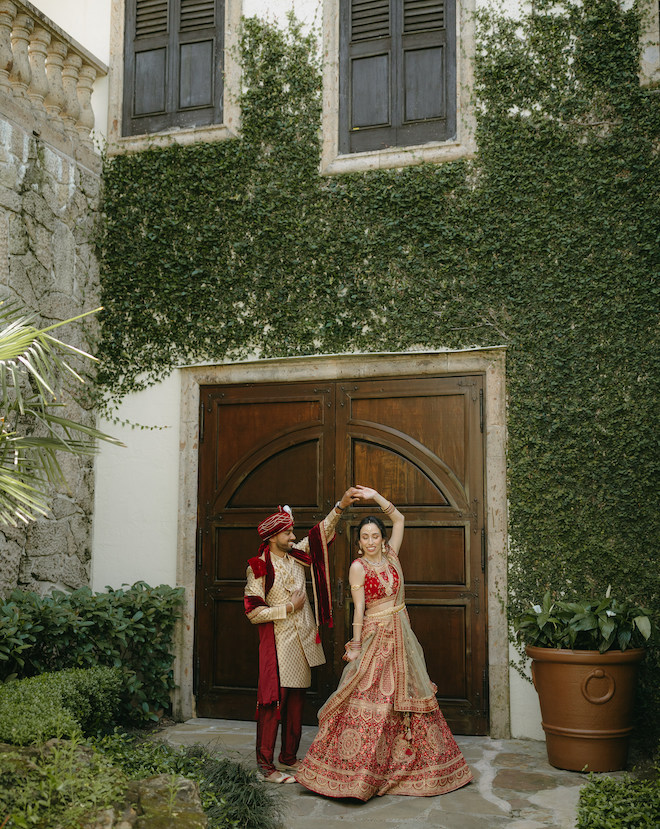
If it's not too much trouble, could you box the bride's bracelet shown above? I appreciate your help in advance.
[380,501,395,515]
[343,640,361,661]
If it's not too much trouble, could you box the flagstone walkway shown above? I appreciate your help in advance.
[157,718,594,828]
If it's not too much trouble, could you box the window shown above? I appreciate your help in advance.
[123,0,224,136]
[339,0,456,154]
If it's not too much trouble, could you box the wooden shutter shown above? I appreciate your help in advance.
[123,0,224,137]
[339,0,456,154]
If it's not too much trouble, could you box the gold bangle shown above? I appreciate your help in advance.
[381,501,395,515]
[350,584,362,591]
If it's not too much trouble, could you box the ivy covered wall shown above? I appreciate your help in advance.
[97,2,659,744]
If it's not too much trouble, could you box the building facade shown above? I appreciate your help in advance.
[3,0,658,743]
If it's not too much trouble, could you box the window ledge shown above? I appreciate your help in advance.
[107,123,238,157]
[320,139,475,176]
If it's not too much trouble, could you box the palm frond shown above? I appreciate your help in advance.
[0,303,124,525]
[30,411,124,448]
[0,468,50,525]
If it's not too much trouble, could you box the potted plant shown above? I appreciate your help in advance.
[513,588,652,773]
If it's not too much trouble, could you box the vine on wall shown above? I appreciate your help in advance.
[97,3,660,745]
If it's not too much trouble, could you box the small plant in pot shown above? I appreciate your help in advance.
[513,588,652,773]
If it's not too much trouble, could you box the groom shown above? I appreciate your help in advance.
[244,488,358,782]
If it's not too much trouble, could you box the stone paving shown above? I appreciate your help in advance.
[157,718,593,828]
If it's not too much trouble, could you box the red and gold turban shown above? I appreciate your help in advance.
[257,505,293,540]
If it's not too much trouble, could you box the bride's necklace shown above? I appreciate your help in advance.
[366,554,394,595]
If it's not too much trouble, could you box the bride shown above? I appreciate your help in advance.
[296,485,473,800]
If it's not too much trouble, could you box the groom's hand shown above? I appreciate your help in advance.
[339,487,362,509]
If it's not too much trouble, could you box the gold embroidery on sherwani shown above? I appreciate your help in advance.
[245,507,342,688]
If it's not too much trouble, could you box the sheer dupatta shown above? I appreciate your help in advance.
[318,551,438,722]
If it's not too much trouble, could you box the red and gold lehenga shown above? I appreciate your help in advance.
[296,550,473,800]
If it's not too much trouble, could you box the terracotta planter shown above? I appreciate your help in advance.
[526,645,644,772]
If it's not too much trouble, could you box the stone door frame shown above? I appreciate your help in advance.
[173,347,509,738]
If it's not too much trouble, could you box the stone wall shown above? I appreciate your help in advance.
[0,0,107,596]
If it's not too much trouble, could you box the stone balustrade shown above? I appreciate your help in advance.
[0,0,107,157]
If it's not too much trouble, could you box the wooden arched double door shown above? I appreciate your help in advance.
[194,375,488,734]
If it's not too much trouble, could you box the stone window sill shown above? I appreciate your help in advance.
[107,123,238,157]
[320,139,475,176]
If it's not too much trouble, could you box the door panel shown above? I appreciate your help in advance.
[195,384,335,720]
[407,603,467,698]
[336,377,486,734]
[352,442,451,504]
[402,526,466,585]
[229,441,323,507]
[214,400,323,481]
[195,375,488,733]
[350,393,467,485]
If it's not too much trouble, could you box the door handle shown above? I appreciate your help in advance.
[336,577,344,608]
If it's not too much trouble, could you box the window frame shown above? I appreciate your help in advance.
[338,0,457,155]
[107,0,241,155]
[321,0,476,175]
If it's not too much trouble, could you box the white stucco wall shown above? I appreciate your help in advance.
[243,0,320,26]
[91,372,182,591]
[509,644,545,740]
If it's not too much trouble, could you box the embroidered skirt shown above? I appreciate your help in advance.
[296,618,473,800]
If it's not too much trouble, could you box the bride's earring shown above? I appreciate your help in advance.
[381,540,387,556]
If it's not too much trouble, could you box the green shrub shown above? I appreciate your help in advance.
[0,687,79,746]
[577,773,660,828]
[0,737,126,828]
[0,582,184,724]
[92,731,285,829]
[0,601,43,679]
[513,590,652,652]
[0,666,121,745]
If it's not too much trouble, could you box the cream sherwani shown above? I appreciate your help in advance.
[245,507,342,688]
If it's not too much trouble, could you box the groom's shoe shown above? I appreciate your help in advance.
[280,759,302,771]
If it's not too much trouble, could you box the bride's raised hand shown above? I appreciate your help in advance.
[352,485,378,501]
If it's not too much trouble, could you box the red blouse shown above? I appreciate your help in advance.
[357,557,400,605]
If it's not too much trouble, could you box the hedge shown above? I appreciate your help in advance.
[0,582,184,724]
[0,666,121,745]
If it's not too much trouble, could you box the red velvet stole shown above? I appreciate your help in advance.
[244,523,335,716]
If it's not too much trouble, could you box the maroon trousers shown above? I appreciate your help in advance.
[256,687,306,775]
